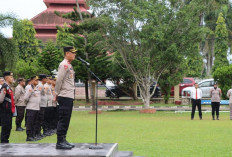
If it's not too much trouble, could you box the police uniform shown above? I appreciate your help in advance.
[24,79,31,127]
[15,78,26,131]
[210,84,222,120]
[24,76,41,141]
[37,74,48,137]
[25,79,31,91]
[44,80,54,135]
[0,72,16,143]
[51,76,58,132]
[55,46,76,149]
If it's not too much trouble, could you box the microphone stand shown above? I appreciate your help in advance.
[76,58,116,150]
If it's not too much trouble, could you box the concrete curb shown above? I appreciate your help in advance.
[73,106,230,111]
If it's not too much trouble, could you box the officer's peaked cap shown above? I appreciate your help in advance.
[3,71,13,77]
[63,46,77,53]
[39,74,47,80]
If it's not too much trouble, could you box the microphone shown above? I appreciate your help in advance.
[77,57,90,66]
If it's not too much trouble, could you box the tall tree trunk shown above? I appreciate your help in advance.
[76,0,83,21]
[210,39,215,75]
[132,83,138,100]
[76,0,95,110]
[85,79,89,103]
[143,95,150,109]
[139,84,151,109]
[206,54,210,76]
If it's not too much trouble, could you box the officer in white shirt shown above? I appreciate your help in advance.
[190,83,202,120]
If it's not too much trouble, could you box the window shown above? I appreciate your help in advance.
[210,81,215,86]
[200,81,211,87]
[182,79,193,84]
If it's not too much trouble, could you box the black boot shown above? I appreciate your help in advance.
[26,135,35,142]
[20,127,25,131]
[56,136,72,150]
[217,115,219,120]
[35,134,43,141]
[64,136,75,148]
[212,115,215,120]
[16,124,24,131]
[43,129,52,137]
[16,127,24,131]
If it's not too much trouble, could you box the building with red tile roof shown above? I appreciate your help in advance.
[31,0,89,43]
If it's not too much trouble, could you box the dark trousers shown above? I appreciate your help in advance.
[52,106,59,129]
[211,102,220,116]
[191,99,202,119]
[38,107,46,133]
[0,111,12,143]
[26,109,39,136]
[50,107,57,130]
[44,107,53,130]
[15,106,26,128]
[57,97,73,137]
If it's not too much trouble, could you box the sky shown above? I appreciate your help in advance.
[0,0,47,38]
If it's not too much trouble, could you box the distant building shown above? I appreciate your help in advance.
[31,0,89,43]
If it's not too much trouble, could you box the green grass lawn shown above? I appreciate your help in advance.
[9,111,232,157]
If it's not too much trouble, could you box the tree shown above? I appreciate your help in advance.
[213,65,232,99]
[159,56,187,104]
[110,52,136,99]
[90,0,207,108]
[13,19,40,61]
[213,13,229,72]
[38,41,63,74]
[56,9,112,108]
[0,13,18,75]
[14,59,49,79]
[186,45,204,77]
[201,0,231,76]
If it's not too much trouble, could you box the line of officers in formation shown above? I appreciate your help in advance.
[0,73,58,142]
[0,46,77,150]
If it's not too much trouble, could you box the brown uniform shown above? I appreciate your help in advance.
[44,83,54,132]
[24,85,41,137]
[210,88,222,119]
[55,59,75,137]
[55,59,75,99]
[227,89,232,120]
[14,84,26,129]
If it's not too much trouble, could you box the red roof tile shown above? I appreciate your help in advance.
[32,11,75,28]
[31,0,89,42]
[44,0,89,9]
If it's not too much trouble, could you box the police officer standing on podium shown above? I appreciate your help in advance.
[0,72,16,143]
[55,46,77,150]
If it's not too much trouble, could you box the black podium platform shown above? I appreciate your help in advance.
[0,143,126,157]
